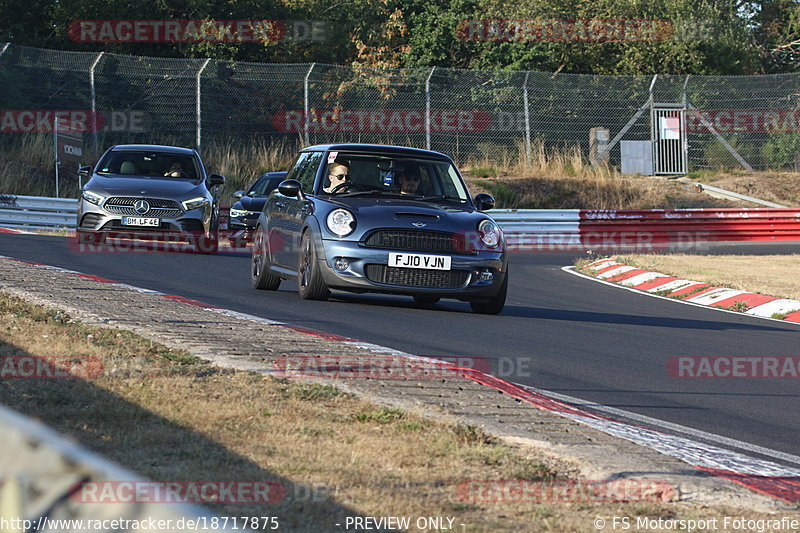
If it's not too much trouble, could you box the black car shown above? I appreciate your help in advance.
[250,144,507,314]
[228,171,287,247]
[76,144,225,253]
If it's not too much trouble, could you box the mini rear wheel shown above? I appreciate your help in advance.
[251,228,281,290]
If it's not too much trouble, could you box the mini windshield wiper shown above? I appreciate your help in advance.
[415,195,466,202]
[336,189,404,198]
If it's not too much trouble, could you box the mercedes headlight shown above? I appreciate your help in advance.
[326,209,356,237]
[478,219,501,248]
[229,208,249,218]
[82,190,104,206]
[182,197,208,211]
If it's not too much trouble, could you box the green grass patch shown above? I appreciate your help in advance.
[352,407,405,423]
[470,166,500,178]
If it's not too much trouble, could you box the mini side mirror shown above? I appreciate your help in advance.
[474,193,495,211]
[233,190,244,199]
[278,179,302,198]
[78,165,92,178]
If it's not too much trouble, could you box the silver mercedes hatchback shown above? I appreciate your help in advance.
[75,144,225,253]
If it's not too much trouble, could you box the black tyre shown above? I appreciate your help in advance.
[193,232,219,254]
[413,295,441,305]
[251,228,281,290]
[470,270,508,315]
[297,231,330,301]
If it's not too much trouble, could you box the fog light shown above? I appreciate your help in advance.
[479,269,494,282]
[334,257,350,271]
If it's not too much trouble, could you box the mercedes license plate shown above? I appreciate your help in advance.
[122,217,160,227]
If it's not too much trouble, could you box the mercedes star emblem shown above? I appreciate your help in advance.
[133,199,150,214]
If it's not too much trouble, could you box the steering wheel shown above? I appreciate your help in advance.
[331,181,354,193]
[166,170,190,178]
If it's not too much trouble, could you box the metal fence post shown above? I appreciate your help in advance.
[523,71,531,164]
[53,118,60,198]
[89,52,104,151]
[425,67,436,150]
[196,58,211,151]
[304,63,316,146]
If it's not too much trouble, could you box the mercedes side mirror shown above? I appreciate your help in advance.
[208,174,225,187]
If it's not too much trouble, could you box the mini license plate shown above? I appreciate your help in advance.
[388,252,451,270]
[122,217,160,227]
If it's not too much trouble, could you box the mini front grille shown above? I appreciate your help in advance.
[363,230,471,254]
[104,197,183,217]
[364,264,469,289]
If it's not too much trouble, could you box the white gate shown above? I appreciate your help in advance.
[651,106,687,175]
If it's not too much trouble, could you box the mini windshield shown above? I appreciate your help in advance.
[318,153,470,202]
[97,151,200,180]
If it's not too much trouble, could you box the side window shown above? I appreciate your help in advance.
[286,153,311,182]
[297,152,323,193]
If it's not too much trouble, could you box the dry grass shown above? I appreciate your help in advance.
[1,292,794,531]
[201,139,298,204]
[464,141,739,209]
[610,254,800,301]
[0,134,62,197]
[687,169,800,207]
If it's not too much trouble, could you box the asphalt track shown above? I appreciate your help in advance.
[2,233,799,466]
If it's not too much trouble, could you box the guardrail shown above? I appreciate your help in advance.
[0,195,78,230]
[492,208,800,247]
[1,196,799,244]
[0,404,239,532]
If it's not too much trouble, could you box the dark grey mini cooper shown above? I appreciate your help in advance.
[75,144,225,253]
[251,144,507,314]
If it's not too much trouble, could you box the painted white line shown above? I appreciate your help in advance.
[586,259,619,270]
[597,265,638,279]
[619,271,665,287]
[746,299,800,318]
[563,265,800,328]
[643,278,698,294]
[519,384,800,469]
[687,288,748,305]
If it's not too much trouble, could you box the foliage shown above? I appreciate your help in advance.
[0,0,795,74]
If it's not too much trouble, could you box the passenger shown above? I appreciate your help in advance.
[396,167,421,195]
[324,161,351,193]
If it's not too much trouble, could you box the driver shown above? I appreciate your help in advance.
[323,161,351,193]
[164,161,184,177]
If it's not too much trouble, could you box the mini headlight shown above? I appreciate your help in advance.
[182,197,208,211]
[326,209,356,237]
[229,208,249,218]
[478,219,500,248]
[82,190,104,205]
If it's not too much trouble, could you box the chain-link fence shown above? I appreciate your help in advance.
[2,42,800,187]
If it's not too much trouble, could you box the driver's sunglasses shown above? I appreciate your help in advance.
[329,173,349,180]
